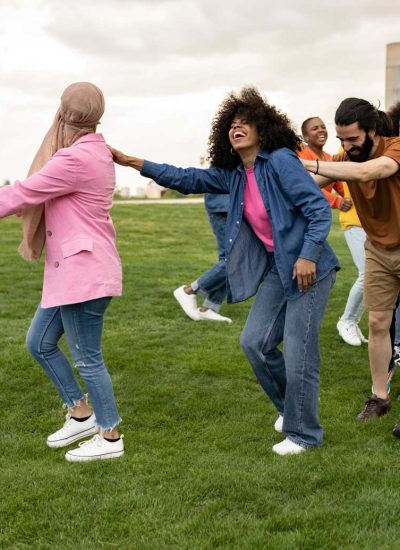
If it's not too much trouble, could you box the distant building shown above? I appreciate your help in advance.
[386,42,400,109]
[145,180,166,199]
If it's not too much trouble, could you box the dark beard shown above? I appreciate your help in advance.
[347,134,374,162]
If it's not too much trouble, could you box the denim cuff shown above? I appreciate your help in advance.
[202,298,221,312]
[191,280,200,292]
[298,241,323,263]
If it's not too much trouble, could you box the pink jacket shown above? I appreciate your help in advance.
[0,134,122,308]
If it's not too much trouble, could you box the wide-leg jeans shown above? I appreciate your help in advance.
[240,265,336,448]
[26,297,121,431]
[192,212,228,312]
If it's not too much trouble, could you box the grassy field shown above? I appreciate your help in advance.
[1,203,399,549]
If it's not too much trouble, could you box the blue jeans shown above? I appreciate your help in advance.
[240,264,336,448]
[192,212,227,312]
[26,297,121,431]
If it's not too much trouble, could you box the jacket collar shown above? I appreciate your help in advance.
[236,149,270,172]
[72,133,105,146]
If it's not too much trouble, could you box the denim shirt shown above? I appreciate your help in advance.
[141,148,340,303]
[204,193,229,213]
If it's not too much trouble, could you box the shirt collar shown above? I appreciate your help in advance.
[370,136,385,159]
[72,133,105,146]
[236,149,270,172]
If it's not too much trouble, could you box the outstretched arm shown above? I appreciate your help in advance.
[109,146,229,195]
[109,147,144,171]
[301,156,399,183]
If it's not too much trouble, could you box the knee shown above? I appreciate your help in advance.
[240,328,264,359]
[356,272,365,286]
[26,330,55,359]
[240,329,255,356]
[368,312,392,335]
[26,329,40,358]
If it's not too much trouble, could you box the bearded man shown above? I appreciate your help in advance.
[301,97,400,430]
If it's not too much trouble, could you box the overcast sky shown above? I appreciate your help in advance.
[1,0,399,191]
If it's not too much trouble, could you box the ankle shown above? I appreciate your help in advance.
[69,400,93,419]
[372,388,389,401]
[183,285,195,295]
[102,428,119,440]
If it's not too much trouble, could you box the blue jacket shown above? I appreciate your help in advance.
[141,148,340,303]
[204,192,229,213]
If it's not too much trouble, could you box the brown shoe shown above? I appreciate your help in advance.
[356,395,391,420]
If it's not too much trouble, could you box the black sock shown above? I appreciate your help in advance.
[71,414,92,422]
[104,436,120,442]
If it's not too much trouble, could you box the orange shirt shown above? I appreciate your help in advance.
[298,146,344,209]
[333,137,400,248]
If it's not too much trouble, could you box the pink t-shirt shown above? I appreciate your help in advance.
[243,167,274,252]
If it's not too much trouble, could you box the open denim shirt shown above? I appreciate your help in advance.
[141,148,340,303]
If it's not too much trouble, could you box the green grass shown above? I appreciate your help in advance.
[0,205,399,549]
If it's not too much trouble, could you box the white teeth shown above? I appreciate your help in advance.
[234,131,245,139]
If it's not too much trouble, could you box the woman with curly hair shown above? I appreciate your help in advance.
[111,86,339,455]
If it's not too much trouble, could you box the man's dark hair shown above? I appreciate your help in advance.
[335,97,393,137]
[387,101,400,137]
[208,86,302,169]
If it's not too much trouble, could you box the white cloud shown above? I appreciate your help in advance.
[1,0,399,188]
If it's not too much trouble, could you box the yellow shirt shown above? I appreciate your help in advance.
[339,182,361,230]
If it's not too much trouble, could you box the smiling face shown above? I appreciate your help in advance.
[335,121,376,162]
[302,117,328,149]
[228,116,260,157]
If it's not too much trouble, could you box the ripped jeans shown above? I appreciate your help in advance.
[26,297,121,431]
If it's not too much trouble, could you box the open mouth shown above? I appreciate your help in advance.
[233,131,246,139]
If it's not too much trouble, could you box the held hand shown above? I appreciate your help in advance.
[292,258,316,292]
[338,198,352,212]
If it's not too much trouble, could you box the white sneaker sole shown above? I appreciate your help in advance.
[65,449,124,462]
[47,426,97,448]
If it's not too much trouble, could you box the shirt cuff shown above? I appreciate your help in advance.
[140,160,163,179]
[299,241,323,263]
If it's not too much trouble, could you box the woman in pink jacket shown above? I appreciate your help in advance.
[0,83,124,462]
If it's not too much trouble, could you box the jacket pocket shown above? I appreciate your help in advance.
[61,238,93,259]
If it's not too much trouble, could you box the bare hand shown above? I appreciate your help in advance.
[107,146,133,166]
[292,258,316,292]
[338,198,352,212]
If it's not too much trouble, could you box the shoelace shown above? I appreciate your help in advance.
[78,434,102,448]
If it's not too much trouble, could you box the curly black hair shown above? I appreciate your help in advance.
[207,86,302,169]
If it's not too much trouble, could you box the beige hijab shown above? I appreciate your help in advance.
[18,82,105,260]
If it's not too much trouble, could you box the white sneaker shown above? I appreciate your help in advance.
[197,308,232,323]
[47,413,97,448]
[355,325,368,344]
[393,345,400,365]
[274,414,283,433]
[173,286,200,320]
[337,320,361,346]
[272,438,306,456]
[65,434,124,462]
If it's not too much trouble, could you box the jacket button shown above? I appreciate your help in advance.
[236,221,239,224]
[229,239,232,242]
[47,230,52,236]
[54,261,59,268]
